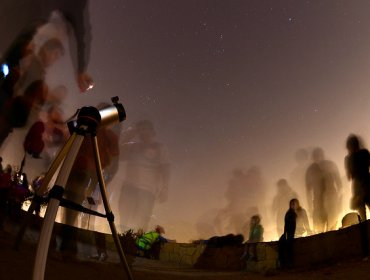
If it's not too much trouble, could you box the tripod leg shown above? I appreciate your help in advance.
[33,134,85,280]
[13,133,76,250]
[37,133,77,196]
[92,136,134,280]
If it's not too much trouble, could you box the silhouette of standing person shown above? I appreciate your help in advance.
[290,149,309,207]
[59,110,119,258]
[272,179,297,237]
[306,148,342,232]
[118,120,170,232]
[295,199,312,237]
[278,198,298,269]
[345,135,370,222]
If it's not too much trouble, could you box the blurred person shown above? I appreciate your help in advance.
[278,198,298,269]
[0,0,93,147]
[118,120,170,231]
[0,38,65,146]
[217,168,247,234]
[290,149,310,208]
[215,167,265,236]
[195,208,219,240]
[23,105,68,166]
[136,225,167,259]
[59,106,119,258]
[345,134,370,222]
[295,199,312,237]
[272,179,298,236]
[306,148,342,233]
[0,38,65,178]
[241,215,264,261]
[84,141,120,262]
[0,165,12,229]
[3,97,68,181]
[0,0,93,92]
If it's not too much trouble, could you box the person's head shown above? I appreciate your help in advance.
[312,148,324,163]
[289,198,299,211]
[346,134,361,154]
[155,225,165,235]
[136,120,155,142]
[38,38,64,68]
[250,215,261,226]
[277,178,289,193]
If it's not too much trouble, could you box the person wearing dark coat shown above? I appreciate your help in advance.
[278,198,298,269]
[345,134,370,222]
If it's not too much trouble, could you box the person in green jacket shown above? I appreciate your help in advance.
[241,215,264,261]
[136,225,167,257]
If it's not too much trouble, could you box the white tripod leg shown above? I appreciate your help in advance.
[33,134,85,280]
[92,136,134,280]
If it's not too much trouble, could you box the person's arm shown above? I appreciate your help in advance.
[158,235,168,243]
[58,0,93,92]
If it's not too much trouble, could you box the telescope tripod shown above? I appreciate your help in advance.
[25,106,134,280]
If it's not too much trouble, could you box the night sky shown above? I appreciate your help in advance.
[3,1,370,241]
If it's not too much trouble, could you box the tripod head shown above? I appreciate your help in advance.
[72,96,126,134]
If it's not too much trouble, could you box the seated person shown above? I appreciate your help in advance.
[136,225,167,259]
[241,215,264,261]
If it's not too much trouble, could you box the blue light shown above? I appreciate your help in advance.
[1,64,9,77]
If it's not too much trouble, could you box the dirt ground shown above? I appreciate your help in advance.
[1,229,370,280]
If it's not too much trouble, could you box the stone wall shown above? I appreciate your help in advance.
[157,221,370,273]
[24,211,370,272]
[159,242,205,266]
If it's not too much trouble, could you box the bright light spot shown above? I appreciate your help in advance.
[1,64,9,77]
[87,83,94,91]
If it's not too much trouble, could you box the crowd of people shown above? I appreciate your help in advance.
[0,159,32,229]
[236,134,370,268]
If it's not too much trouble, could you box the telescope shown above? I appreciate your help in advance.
[29,96,133,280]
[71,96,126,131]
